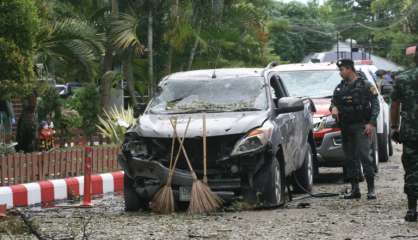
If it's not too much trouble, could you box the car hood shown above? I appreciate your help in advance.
[312,98,332,117]
[129,111,270,138]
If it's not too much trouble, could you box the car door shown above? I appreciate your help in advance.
[277,76,308,168]
[270,74,298,174]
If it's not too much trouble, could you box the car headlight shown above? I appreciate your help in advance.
[314,115,337,131]
[231,122,273,156]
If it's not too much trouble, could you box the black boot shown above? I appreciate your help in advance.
[405,195,417,222]
[366,177,376,200]
[344,180,361,199]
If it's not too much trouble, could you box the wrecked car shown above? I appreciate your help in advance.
[118,68,316,211]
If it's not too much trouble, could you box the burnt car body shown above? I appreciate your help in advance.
[118,68,316,210]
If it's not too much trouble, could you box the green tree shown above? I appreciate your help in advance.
[322,0,418,66]
[0,39,34,97]
[68,83,101,137]
[35,18,105,83]
[269,1,335,63]
[0,0,39,97]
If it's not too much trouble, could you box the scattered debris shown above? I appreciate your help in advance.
[296,202,311,209]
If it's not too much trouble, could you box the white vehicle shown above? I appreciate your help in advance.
[270,60,392,174]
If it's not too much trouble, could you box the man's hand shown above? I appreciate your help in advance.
[364,123,375,138]
[391,129,401,143]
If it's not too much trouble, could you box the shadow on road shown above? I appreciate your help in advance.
[316,169,344,184]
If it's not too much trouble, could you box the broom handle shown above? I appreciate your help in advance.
[203,114,208,183]
[168,118,191,181]
[170,121,198,180]
[177,137,198,180]
[168,118,177,171]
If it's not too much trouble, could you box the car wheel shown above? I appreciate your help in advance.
[378,128,389,162]
[257,157,285,207]
[124,174,149,211]
[293,145,314,193]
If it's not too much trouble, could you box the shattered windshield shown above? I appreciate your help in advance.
[279,70,341,98]
[148,77,268,114]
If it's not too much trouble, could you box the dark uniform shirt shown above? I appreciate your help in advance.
[331,76,380,127]
[391,67,418,143]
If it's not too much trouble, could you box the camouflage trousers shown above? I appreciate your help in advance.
[341,123,375,182]
[402,142,418,197]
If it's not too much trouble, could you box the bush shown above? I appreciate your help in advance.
[66,83,100,137]
[0,143,16,155]
[37,86,62,127]
[60,108,82,138]
[97,106,135,144]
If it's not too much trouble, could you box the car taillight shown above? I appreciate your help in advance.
[355,60,373,65]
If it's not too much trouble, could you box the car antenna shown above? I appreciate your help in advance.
[212,48,222,79]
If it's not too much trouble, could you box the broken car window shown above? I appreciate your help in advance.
[148,77,268,114]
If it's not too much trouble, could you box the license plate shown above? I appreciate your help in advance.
[179,186,191,202]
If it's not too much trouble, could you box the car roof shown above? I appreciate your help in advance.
[271,62,380,90]
[271,62,337,72]
[271,62,378,73]
[163,68,264,82]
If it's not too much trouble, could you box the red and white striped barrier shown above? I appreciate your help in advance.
[0,171,124,209]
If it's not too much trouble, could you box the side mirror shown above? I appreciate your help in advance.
[276,97,304,114]
[134,103,147,118]
[381,84,393,95]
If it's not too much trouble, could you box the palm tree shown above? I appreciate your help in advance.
[35,18,104,82]
[111,12,144,106]
[101,0,119,112]
[17,17,105,153]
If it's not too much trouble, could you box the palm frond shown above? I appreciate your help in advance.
[36,18,105,79]
[96,106,136,144]
[110,13,144,55]
[49,18,105,54]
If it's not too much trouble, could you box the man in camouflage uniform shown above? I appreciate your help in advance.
[391,44,418,222]
[330,59,380,200]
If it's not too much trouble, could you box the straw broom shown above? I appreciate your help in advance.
[151,118,191,214]
[170,116,222,214]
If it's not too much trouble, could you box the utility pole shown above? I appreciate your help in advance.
[337,32,340,59]
[350,38,353,60]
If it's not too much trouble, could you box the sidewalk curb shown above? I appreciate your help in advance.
[0,171,124,209]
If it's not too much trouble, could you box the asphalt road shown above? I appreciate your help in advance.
[2,143,418,240]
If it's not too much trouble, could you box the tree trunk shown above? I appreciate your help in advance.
[123,51,138,106]
[101,37,113,110]
[16,92,37,153]
[100,0,119,112]
[166,0,179,74]
[166,47,173,74]
[148,7,154,97]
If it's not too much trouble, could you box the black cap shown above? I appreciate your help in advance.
[336,59,355,69]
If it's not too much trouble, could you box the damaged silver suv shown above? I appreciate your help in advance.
[118,68,316,210]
